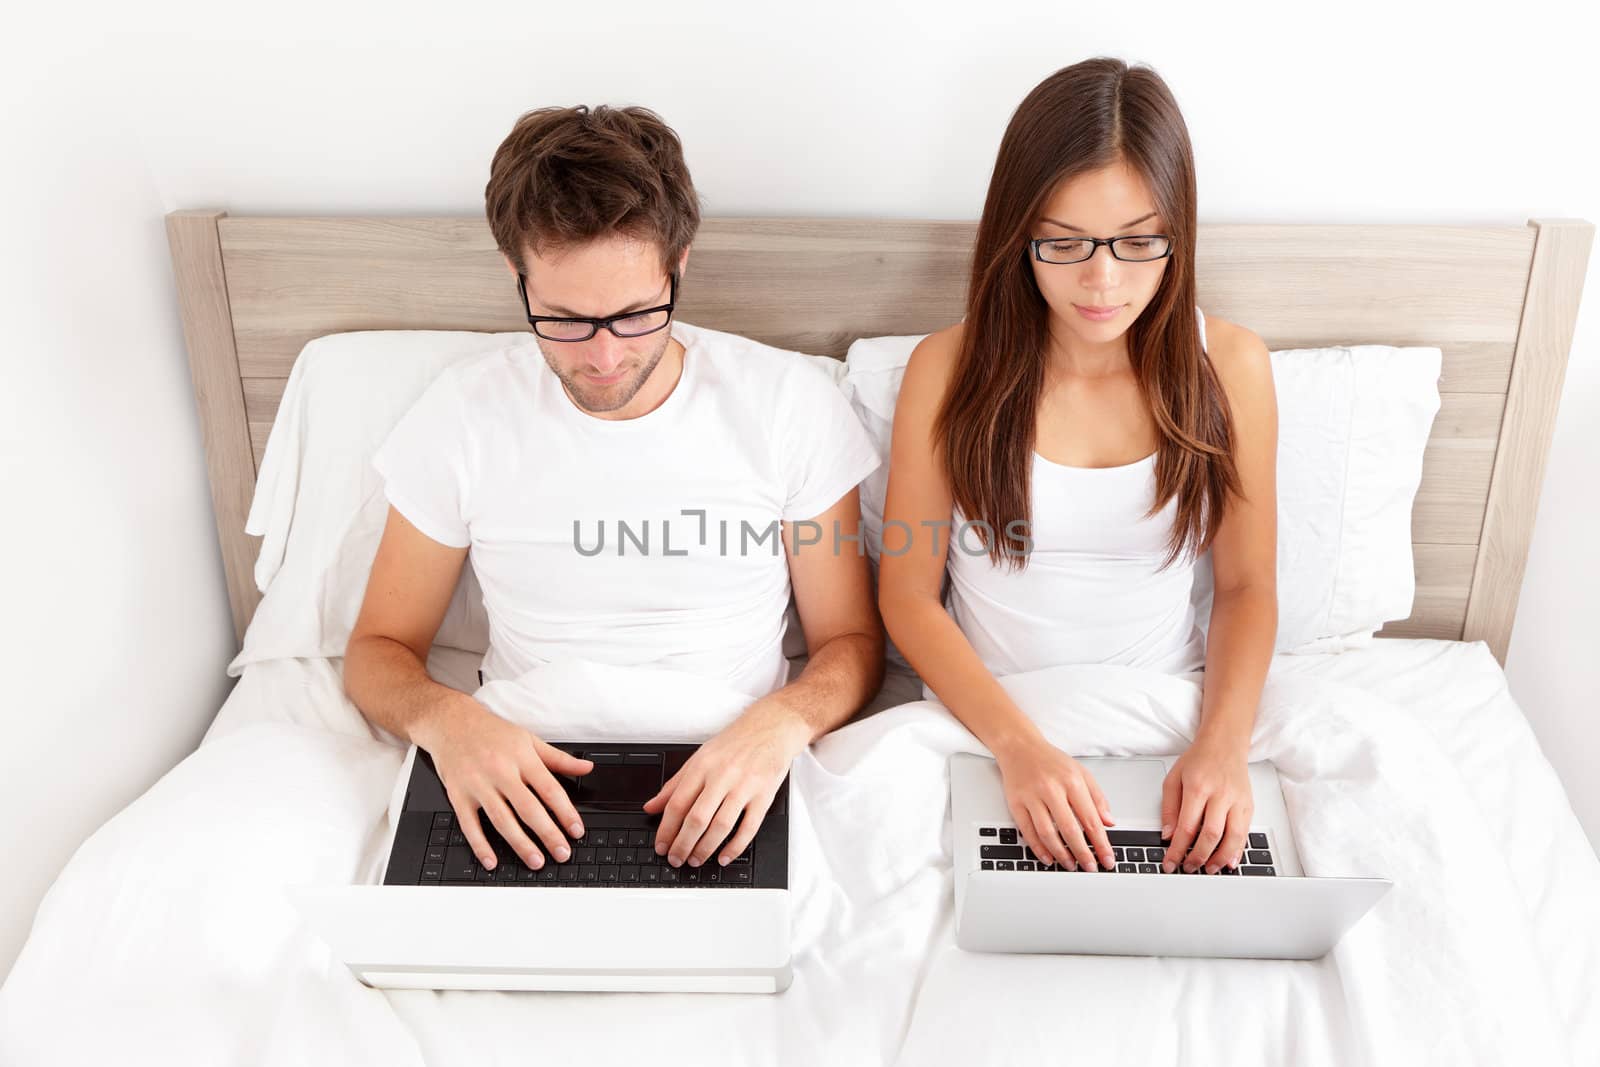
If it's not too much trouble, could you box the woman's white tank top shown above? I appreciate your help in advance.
[944,306,1210,678]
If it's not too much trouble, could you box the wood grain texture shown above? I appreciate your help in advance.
[1462,219,1595,662]
[1378,543,1478,639]
[168,214,1588,658]
[166,209,262,648]
[1412,392,1503,545]
[219,218,1532,378]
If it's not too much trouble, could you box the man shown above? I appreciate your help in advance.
[344,104,884,880]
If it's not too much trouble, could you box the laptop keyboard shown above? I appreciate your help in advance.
[419,810,757,887]
[976,826,1277,876]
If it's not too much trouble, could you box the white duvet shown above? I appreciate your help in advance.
[3,640,1597,1067]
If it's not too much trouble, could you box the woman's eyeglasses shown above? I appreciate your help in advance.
[1029,235,1173,264]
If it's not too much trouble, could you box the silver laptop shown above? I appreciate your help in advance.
[291,742,793,993]
[949,753,1390,959]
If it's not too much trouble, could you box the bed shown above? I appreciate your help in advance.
[0,213,1595,1067]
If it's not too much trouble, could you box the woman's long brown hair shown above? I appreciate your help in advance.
[935,57,1241,571]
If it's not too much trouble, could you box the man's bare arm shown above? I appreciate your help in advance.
[644,487,885,867]
[343,505,473,744]
[345,506,593,872]
[765,488,886,740]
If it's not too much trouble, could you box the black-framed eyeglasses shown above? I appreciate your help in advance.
[517,273,678,342]
[1029,235,1174,264]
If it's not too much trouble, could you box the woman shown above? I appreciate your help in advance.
[879,58,1278,877]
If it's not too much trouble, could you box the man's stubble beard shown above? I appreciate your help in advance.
[540,330,674,414]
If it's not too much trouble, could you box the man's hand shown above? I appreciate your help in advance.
[643,696,810,868]
[413,691,595,872]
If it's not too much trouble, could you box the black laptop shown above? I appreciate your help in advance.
[384,741,790,890]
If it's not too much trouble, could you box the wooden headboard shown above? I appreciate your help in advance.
[166,211,1592,665]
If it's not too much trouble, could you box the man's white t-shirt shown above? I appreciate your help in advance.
[371,320,881,699]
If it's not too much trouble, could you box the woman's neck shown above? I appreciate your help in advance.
[1043,318,1132,382]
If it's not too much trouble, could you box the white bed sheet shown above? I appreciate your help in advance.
[2,638,1595,1067]
[893,638,1600,1065]
[207,637,1600,1064]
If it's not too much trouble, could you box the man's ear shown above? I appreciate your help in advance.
[676,246,691,281]
[502,252,518,278]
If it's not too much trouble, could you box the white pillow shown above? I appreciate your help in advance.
[232,330,844,677]
[840,334,1441,655]
[228,331,526,677]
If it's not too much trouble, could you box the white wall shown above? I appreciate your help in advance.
[3,0,1596,979]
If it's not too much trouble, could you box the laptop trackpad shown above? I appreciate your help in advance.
[1077,759,1168,826]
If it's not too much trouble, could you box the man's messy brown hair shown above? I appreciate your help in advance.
[486,104,701,276]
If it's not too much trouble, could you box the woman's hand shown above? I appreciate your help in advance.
[992,739,1116,870]
[1160,737,1254,873]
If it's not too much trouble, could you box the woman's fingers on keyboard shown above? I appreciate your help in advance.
[1185,804,1228,872]
[1031,803,1076,870]
[1045,793,1094,870]
[1164,787,1209,873]
[1064,778,1110,869]
[1086,773,1115,828]
[1159,770,1181,842]
[1012,805,1054,868]
[1210,804,1251,873]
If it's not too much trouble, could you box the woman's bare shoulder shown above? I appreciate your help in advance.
[902,322,966,398]
[1200,315,1275,429]
[1201,315,1271,391]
